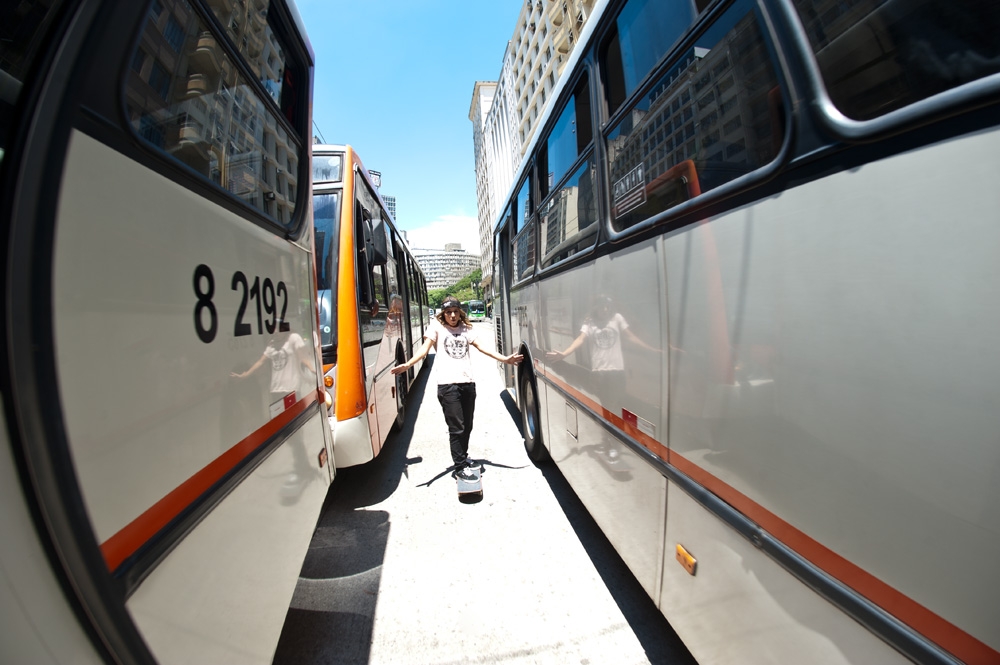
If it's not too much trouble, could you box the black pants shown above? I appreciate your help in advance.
[437,382,477,464]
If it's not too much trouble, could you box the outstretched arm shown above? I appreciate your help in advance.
[623,327,661,353]
[232,354,267,378]
[390,337,434,375]
[545,331,587,361]
[470,339,523,366]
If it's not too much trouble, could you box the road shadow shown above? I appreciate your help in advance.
[499,389,696,665]
[333,355,432,509]
[271,504,389,665]
[272,360,433,665]
[499,389,523,436]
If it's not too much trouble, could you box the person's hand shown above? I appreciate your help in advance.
[545,350,564,361]
[390,363,408,375]
[506,354,523,365]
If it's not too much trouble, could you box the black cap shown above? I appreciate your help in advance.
[441,297,461,310]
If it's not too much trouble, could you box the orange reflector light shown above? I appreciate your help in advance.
[676,544,697,576]
[324,375,334,388]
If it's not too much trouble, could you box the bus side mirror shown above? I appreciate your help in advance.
[370,217,388,266]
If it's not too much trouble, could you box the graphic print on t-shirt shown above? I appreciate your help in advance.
[593,327,619,349]
[443,334,470,359]
[270,348,289,371]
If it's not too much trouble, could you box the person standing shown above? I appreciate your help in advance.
[391,296,522,480]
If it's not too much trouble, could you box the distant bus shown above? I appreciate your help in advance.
[492,0,1000,664]
[463,299,486,322]
[312,144,430,467]
[1,1,335,663]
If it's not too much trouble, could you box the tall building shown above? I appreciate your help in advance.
[411,245,481,290]
[383,195,396,222]
[469,80,502,295]
[470,0,596,297]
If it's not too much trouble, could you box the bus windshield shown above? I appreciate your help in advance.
[314,191,341,353]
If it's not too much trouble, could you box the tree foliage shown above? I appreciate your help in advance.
[428,268,482,309]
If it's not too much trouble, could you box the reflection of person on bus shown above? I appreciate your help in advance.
[386,293,403,334]
[546,295,659,400]
[232,324,314,403]
[391,296,522,481]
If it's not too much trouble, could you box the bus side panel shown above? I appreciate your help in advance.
[661,485,908,665]
[1,413,104,664]
[126,420,328,664]
[51,133,331,663]
[664,128,1000,656]
[537,252,667,600]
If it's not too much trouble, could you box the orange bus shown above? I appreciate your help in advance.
[312,145,430,467]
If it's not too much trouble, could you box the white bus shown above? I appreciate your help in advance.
[1,1,334,663]
[493,0,1000,664]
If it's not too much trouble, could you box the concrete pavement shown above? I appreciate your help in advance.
[273,323,696,665]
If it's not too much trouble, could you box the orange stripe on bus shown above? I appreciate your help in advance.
[538,368,998,665]
[335,147,366,422]
[100,390,318,573]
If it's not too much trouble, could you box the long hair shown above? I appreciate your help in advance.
[436,299,471,327]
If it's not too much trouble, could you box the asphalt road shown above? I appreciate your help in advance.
[272,323,698,665]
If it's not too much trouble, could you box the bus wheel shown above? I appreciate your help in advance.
[519,367,548,463]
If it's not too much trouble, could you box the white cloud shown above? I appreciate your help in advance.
[403,214,482,254]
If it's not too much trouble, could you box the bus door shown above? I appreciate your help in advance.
[354,198,388,445]
[495,213,515,390]
[395,240,414,359]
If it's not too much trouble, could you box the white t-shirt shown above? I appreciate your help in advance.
[264,332,307,393]
[426,319,478,385]
[580,313,628,371]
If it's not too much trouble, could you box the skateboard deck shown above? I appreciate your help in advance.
[456,464,483,501]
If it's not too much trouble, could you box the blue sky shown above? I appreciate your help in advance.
[296,0,523,251]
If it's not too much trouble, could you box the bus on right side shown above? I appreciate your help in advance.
[492,1,1000,664]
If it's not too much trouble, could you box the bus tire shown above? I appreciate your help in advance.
[518,366,548,463]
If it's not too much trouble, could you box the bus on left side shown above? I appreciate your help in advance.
[1,2,334,664]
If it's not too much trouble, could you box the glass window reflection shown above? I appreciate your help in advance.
[514,175,531,234]
[792,0,1000,120]
[314,192,340,348]
[313,153,343,183]
[603,0,783,230]
[540,158,598,268]
[125,0,303,230]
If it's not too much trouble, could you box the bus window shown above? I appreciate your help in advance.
[314,191,340,352]
[538,76,598,268]
[603,0,784,231]
[203,0,302,124]
[313,152,343,183]
[125,0,306,231]
[600,0,704,116]
[793,0,1000,121]
[512,220,536,283]
[513,172,532,234]
[540,157,598,268]
[537,77,593,201]
[0,2,65,166]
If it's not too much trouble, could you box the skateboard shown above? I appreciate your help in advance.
[455,463,483,502]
